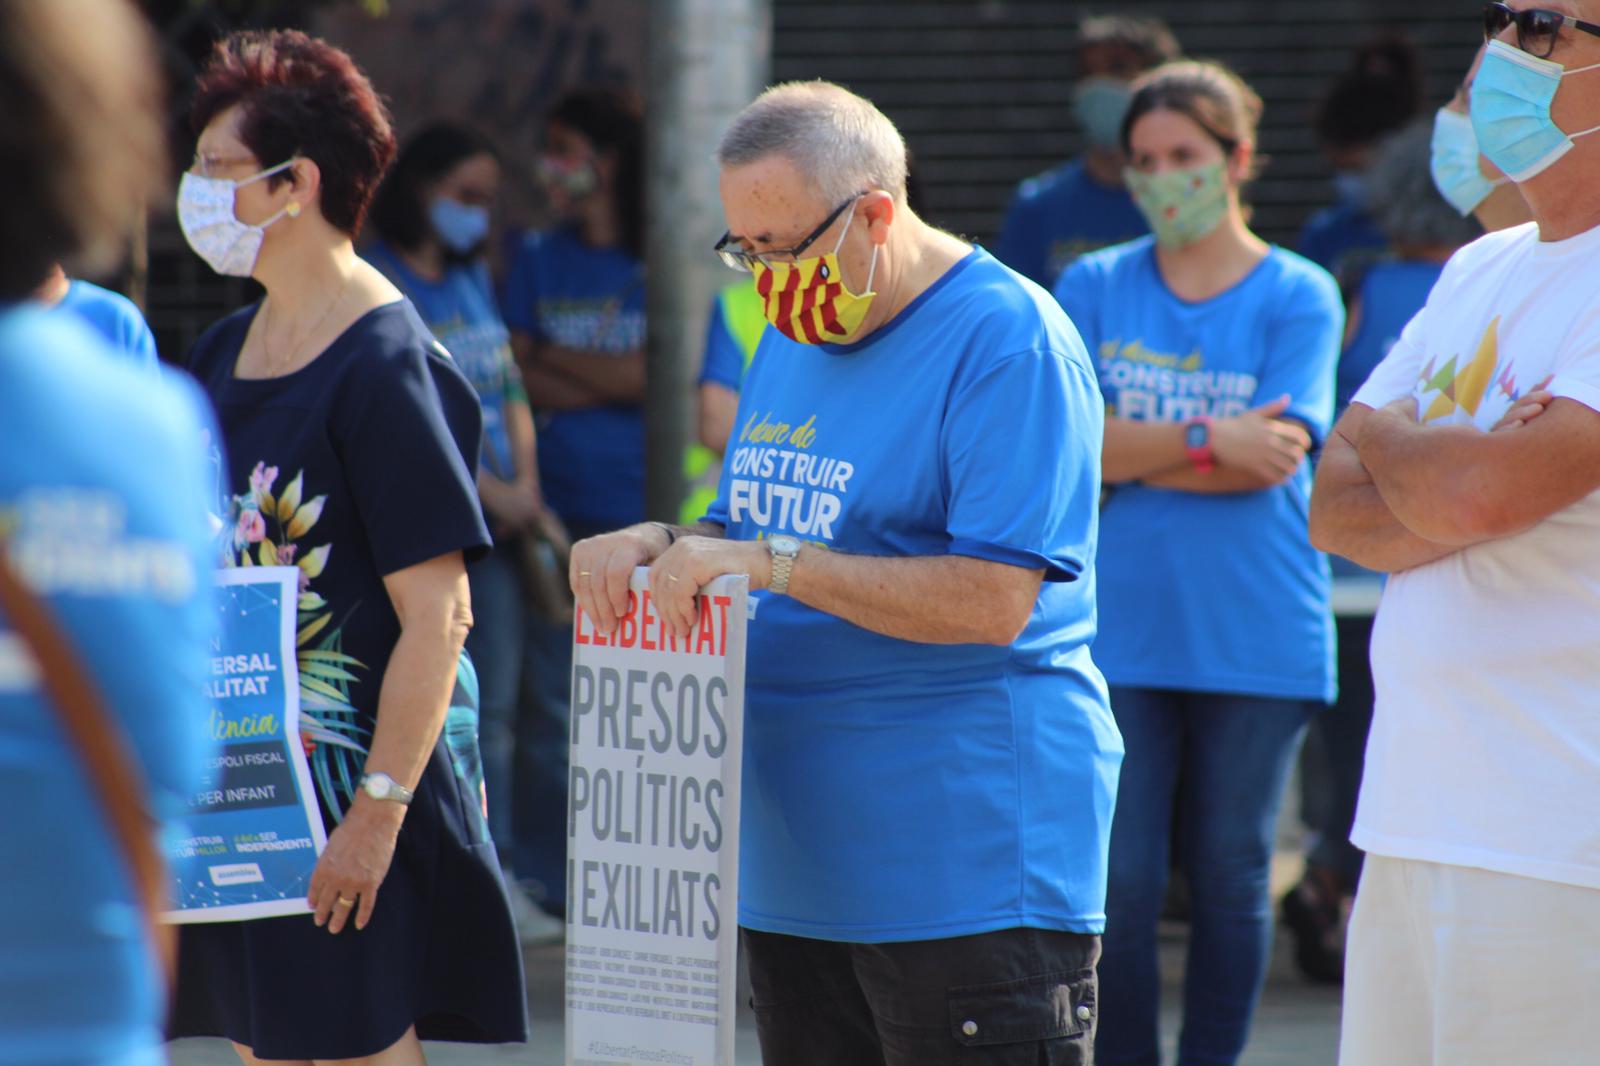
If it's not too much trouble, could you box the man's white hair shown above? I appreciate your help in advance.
[716,80,909,206]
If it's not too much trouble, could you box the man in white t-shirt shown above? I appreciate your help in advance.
[1310,6,1600,1065]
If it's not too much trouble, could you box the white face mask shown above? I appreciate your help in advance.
[177,159,298,277]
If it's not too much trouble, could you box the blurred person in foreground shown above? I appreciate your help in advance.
[1055,60,1343,1066]
[498,85,646,916]
[995,14,1180,287]
[572,80,1121,1065]
[0,1,218,1063]
[166,29,526,1063]
[1312,3,1600,1062]
[1297,36,1425,276]
[34,264,159,370]
[364,121,565,944]
[1281,116,1482,985]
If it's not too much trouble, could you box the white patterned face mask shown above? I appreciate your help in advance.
[176,158,297,277]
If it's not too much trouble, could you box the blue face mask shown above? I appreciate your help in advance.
[1470,38,1600,182]
[1331,170,1368,206]
[1431,107,1506,215]
[1073,76,1133,150]
[429,197,491,254]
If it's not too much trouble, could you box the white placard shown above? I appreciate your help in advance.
[565,569,748,1066]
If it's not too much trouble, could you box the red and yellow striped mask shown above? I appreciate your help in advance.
[752,222,878,345]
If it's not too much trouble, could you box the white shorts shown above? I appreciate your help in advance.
[1339,854,1600,1066]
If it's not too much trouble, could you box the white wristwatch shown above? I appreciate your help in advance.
[767,536,801,595]
[358,772,413,806]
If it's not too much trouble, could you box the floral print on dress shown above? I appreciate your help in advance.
[224,461,370,821]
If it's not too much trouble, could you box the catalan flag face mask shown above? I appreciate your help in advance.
[751,200,878,345]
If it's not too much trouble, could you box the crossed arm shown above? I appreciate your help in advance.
[1309,389,1599,570]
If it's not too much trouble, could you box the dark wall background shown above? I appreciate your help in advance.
[769,0,1483,245]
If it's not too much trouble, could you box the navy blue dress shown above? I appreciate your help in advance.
[170,300,528,1057]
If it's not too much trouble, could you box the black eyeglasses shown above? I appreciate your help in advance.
[713,191,866,272]
[1483,2,1600,59]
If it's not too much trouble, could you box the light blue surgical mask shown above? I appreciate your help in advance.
[429,197,490,254]
[1470,38,1600,182]
[1073,77,1133,150]
[1430,107,1507,216]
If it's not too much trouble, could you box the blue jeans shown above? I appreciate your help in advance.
[1097,687,1315,1066]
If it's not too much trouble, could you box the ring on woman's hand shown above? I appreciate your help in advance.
[335,895,356,907]
[578,570,592,576]
[666,573,680,583]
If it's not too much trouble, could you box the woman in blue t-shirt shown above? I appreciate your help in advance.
[366,123,564,932]
[502,86,647,538]
[1054,61,1342,1066]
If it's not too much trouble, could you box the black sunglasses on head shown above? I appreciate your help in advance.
[1483,2,1600,59]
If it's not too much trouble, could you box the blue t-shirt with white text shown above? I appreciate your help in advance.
[707,247,1122,942]
[1056,238,1341,702]
[501,227,646,531]
[0,307,216,1065]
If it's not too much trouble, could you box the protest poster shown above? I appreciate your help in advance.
[164,566,327,923]
[566,570,748,1066]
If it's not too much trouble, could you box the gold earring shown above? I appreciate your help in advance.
[286,201,302,218]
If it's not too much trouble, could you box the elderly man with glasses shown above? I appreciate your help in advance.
[568,80,1120,1065]
[1311,4,1600,1064]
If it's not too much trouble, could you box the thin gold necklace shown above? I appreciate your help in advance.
[262,269,352,376]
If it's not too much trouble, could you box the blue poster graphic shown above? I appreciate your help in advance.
[164,566,327,923]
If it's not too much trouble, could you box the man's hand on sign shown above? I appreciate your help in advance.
[649,536,770,639]
[570,524,670,634]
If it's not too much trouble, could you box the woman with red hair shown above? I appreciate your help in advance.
[167,29,526,1063]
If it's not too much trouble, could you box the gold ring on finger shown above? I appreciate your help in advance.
[666,573,680,583]
[335,895,356,907]
[578,570,592,576]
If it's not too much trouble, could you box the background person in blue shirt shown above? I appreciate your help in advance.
[365,120,565,944]
[0,3,216,1064]
[994,14,1180,288]
[572,80,1121,1066]
[35,264,159,370]
[499,85,646,917]
[1296,37,1424,277]
[1055,60,1342,1066]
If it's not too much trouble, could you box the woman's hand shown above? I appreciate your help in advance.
[1212,395,1313,485]
[307,797,404,933]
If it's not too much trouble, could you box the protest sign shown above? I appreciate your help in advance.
[164,566,326,923]
[566,570,748,1066]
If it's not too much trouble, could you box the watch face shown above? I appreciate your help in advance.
[362,775,386,798]
[1185,422,1209,449]
[769,536,801,555]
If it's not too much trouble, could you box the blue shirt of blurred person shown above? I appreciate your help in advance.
[706,248,1123,941]
[0,306,217,1065]
[1056,237,1342,702]
[1296,197,1388,278]
[53,279,159,371]
[501,225,646,534]
[993,159,1150,289]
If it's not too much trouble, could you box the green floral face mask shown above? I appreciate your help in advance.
[1123,161,1230,248]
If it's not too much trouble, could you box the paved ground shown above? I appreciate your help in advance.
[169,907,1342,1065]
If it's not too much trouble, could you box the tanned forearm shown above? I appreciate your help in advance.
[532,344,645,404]
[784,548,1042,646]
[1103,417,1190,483]
[1310,412,1458,571]
[1142,466,1282,493]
